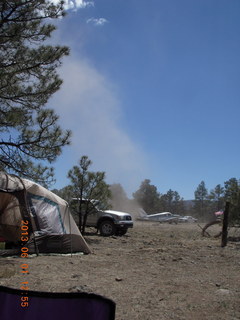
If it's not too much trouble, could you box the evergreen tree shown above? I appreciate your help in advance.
[133,179,160,213]
[194,181,210,221]
[171,190,185,214]
[52,185,73,203]
[0,0,71,185]
[160,189,185,214]
[68,156,111,233]
[224,178,239,203]
[160,189,173,212]
[224,178,240,223]
[208,184,224,212]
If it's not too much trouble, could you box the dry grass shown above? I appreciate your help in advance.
[0,222,240,319]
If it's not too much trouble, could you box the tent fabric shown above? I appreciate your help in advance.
[0,172,91,254]
[0,285,116,320]
[26,234,89,254]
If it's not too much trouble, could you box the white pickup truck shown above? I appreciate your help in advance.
[71,199,133,236]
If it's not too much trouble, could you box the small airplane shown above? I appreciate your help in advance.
[138,209,180,223]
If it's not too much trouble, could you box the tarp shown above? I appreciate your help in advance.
[0,285,115,320]
[214,210,224,216]
[0,172,91,254]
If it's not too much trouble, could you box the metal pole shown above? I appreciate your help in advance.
[221,201,230,247]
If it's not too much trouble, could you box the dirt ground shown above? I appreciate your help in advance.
[1,222,240,320]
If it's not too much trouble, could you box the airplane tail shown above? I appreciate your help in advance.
[138,208,147,218]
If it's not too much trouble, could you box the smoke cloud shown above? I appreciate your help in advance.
[51,57,149,196]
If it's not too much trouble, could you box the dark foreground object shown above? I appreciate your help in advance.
[0,285,115,320]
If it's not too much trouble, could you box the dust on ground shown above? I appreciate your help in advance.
[1,222,240,320]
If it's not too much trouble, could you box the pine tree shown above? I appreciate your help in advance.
[133,179,160,213]
[0,0,71,185]
[224,178,240,223]
[194,181,210,221]
[68,156,111,233]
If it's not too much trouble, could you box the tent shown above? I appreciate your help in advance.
[0,172,91,255]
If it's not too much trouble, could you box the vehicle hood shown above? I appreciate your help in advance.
[103,210,132,217]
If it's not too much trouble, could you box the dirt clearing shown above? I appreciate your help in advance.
[1,222,240,319]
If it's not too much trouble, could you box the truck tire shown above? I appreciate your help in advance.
[115,229,128,236]
[99,220,116,237]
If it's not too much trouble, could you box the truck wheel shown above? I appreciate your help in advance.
[99,220,116,237]
[115,229,128,236]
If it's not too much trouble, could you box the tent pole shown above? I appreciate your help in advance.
[67,204,73,257]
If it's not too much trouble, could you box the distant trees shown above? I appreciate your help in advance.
[133,180,185,215]
[194,181,209,220]
[193,178,240,223]
[133,177,240,223]
[133,179,160,214]
[224,178,239,204]
[52,185,73,203]
[208,184,225,215]
[224,178,240,223]
[53,163,240,227]
[0,0,71,185]
[160,189,185,214]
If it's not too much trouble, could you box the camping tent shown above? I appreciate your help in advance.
[0,172,91,255]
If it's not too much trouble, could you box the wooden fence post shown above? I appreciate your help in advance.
[221,201,230,247]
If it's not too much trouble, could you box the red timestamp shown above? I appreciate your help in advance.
[20,281,29,307]
[21,296,29,308]
[21,220,29,258]
[20,220,30,307]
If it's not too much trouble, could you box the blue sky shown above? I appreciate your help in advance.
[49,0,240,200]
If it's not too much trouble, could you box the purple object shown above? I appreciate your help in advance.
[0,285,115,320]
